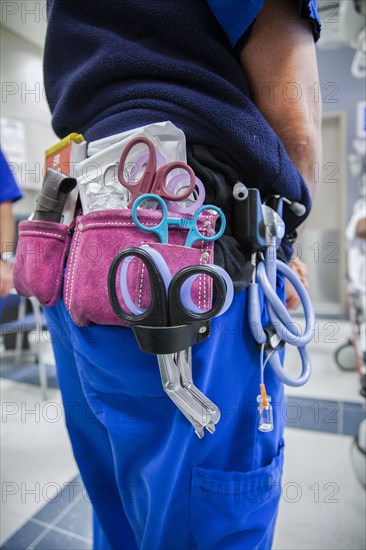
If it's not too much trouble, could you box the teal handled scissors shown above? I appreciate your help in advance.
[132,193,226,247]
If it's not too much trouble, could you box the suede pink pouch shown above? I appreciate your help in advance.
[64,209,215,327]
[13,220,71,307]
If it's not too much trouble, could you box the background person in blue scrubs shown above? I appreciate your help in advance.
[0,150,23,312]
[42,0,321,548]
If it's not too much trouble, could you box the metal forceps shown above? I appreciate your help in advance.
[108,246,233,436]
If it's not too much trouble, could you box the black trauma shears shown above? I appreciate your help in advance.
[108,246,234,437]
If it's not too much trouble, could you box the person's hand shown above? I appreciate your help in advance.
[285,258,309,310]
[0,261,14,296]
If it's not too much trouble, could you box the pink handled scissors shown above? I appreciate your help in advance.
[118,136,196,208]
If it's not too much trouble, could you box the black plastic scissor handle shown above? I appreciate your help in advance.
[108,247,168,326]
[168,265,226,325]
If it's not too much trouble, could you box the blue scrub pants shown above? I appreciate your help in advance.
[44,285,286,550]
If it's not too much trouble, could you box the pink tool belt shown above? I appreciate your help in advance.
[13,209,216,327]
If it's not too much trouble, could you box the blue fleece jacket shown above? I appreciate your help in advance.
[44,0,318,249]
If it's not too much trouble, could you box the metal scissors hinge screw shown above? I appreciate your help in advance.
[264,326,284,351]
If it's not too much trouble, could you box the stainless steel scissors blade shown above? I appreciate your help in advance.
[175,348,221,425]
[157,354,210,425]
[157,351,220,436]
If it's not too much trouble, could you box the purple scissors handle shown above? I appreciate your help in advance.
[118,136,196,208]
[119,246,233,318]
[134,150,166,172]
[165,174,205,214]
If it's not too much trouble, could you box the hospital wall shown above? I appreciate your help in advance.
[317,46,365,216]
[0,25,57,216]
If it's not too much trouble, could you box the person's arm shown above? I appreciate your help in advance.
[240,0,322,309]
[0,202,16,296]
[239,0,322,201]
[356,218,366,239]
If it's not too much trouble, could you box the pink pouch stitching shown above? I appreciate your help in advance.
[83,221,138,230]
[82,216,214,233]
[19,231,66,240]
[201,273,206,309]
[65,229,80,310]
[198,241,208,309]
[137,262,146,308]
[83,221,162,231]
[68,230,82,312]
[64,236,73,308]
[198,244,203,309]
[198,274,201,309]
[199,241,211,310]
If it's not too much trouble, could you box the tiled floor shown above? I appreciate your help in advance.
[273,429,366,550]
[1,477,92,549]
[1,318,365,549]
[0,376,79,545]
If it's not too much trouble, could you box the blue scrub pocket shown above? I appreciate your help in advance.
[190,441,284,550]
